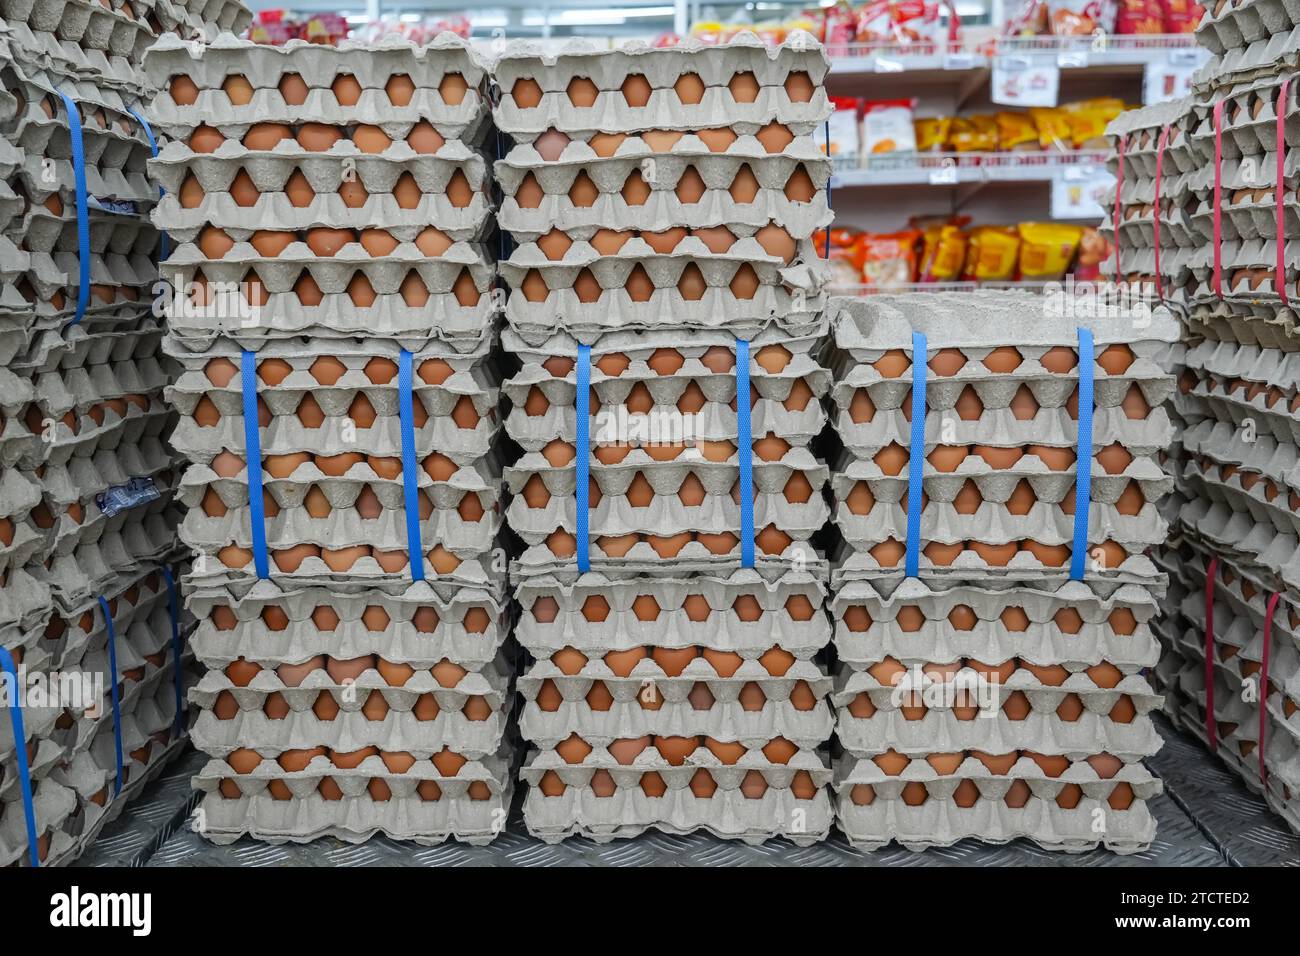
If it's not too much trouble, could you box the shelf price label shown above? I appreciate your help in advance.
[1050,164,1115,220]
[991,55,1060,108]
[873,56,904,73]
[1143,51,1204,105]
[942,51,976,70]
[928,158,958,185]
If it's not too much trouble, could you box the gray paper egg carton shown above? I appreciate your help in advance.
[1182,237,1299,306]
[518,681,834,753]
[512,538,828,587]
[149,143,491,238]
[1,0,154,65]
[0,777,78,866]
[1178,422,1300,543]
[506,453,828,544]
[0,464,44,573]
[1195,22,1300,94]
[1187,71,1298,157]
[833,754,1161,853]
[190,747,514,847]
[514,566,830,658]
[500,237,828,342]
[1185,155,1300,247]
[0,18,138,92]
[494,138,831,241]
[25,381,170,472]
[493,31,831,142]
[188,580,508,675]
[834,676,1164,762]
[520,744,833,845]
[830,576,1163,673]
[1197,0,1300,56]
[38,513,182,614]
[141,31,488,144]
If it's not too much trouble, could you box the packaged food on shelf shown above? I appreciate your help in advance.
[863,99,917,155]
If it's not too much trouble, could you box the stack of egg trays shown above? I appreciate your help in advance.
[0,0,249,868]
[494,32,840,845]
[144,34,515,846]
[1099,95,1199,305]
[1162,336,1300,829]
[824,292,1181,853]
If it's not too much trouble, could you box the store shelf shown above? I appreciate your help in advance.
[67,721,1300,867]
[830,150,1109,188]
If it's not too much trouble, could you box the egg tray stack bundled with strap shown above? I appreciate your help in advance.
[493,32,839,845]
[1101,0,1300,834]
[142,34,514,847]
[826,292,1181,853]
[0,1,248,868]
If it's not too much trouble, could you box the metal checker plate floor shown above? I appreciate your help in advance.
[77,719,1299,867]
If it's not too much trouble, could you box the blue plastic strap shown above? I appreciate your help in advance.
[240,351,270,579]
[1070,327,1096,581]
[905,331,928,578]
[0,647,40,867]
[127,107,168,261]
[97,596,124,797]
[736,339,755,569]
[161,566,184,737]
[576,345,591,573]
[398,350,425,581]
[56,91,90,326]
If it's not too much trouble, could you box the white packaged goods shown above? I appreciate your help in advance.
[1102,0,1300,834]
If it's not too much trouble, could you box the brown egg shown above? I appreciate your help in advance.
[229,171,260,207]
[675,166,707,203]
[754,224,797,263]
[621,74,652,107]
[928,445,968,472]
[1040,346,1077,372]
[296,123,341,152]
[651,646,698,677]
[1097,444,1133,475]
[588,132,626,157]
[642,227,687,254]
[407,121,445,154]
[198,226,235,259]
[622,170,650,205]
[285,171,315,208]
[189,125,224,152]
[642,129,683,151]
[1027,445,1075,471]
[655,736,699,766]
[1023,540,1071,566]
[439,72,468,105]
[784,165,816,202]
[971,541,1018,566]
[729,264,760,299]
[279,73,309,105]
[697,128,738,152]
[1097,344,1135,375]
[277,656,325,687]
[446,170,474,208]
[170,75,199,105]
[1087,661,1124,688]
[332,74,362,106]
[974,445,1022,468]
[873,349,911,378]
[928,348,965,376]
[305,227,353,257]
[352,125,391,154]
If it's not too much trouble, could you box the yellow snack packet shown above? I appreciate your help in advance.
[948,115,998,152]
[914,116,952,152]
[995,111,1038,150]
[1028,107,1071,150]
[920,225,968,281]
[1017,222,1084,279]
[962,225,1020,281]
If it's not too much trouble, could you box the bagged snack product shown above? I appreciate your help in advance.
[817,227,867,287]
[1062,98,1126,148]
[919,223,969,280]
[1029,107,1072,150]
[1115,0,1164,31]
[860,230,921,287]
[914,116,952,152]
[996,111,1039,150]
[854,0,893,40]
[1047,0,1116,33]
[818,97,863,165]
[862,99,917,154]
[961,225,1021,280]
[948,114,999,151]
[1160,0,1204,31]
[1002,0,1051,33]
[1017,222,1084,279]
[1073,226,1111,281]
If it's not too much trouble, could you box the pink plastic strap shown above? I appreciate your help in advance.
[1259,592,1281,784]
[1112,134,1125,281]
[1204,555,1219,752]
[1213,100,1226,298]
[1278,78,1291,308]
[1153,124,1171,302]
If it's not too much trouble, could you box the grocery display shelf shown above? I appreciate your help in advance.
[830,150,1110,188]
[74,719,1299,867]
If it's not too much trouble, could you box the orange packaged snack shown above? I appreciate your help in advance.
[1028,107,1072,150]
[947,114,999,152]
[914,116,952,152]
[860,230,922,288]
[816,226,867,288]
[996,111,1039,151]
[919,224,969,281]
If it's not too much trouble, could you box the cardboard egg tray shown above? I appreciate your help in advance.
[514,567,829,657]
[1197,0,1300,56]
[831,577,1162,673]
[499,238,826,342]
[493,32,830,142]
[519,745,833,845]
[190,745,514,847]
[1188,71,1299,159]
[142,32,488,145]
[0,465,44,574]
[1,0,154,63]
[39,508,182,611]
[1195,23,1300,95]
[149,144,490,240]
[494,138,830,241]
[832,754,1160,852]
